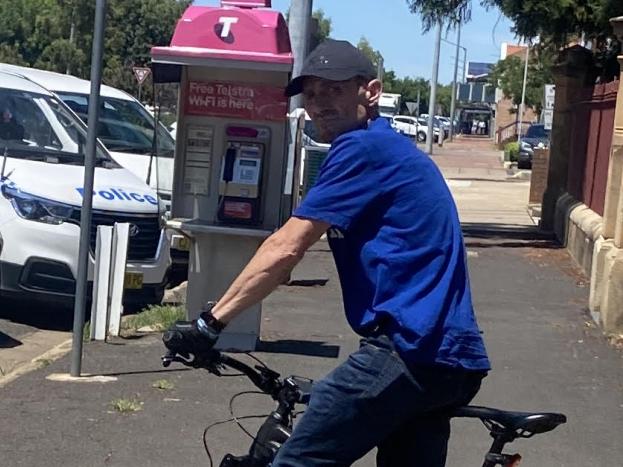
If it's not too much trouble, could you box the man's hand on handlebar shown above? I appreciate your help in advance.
[162,302,226,359]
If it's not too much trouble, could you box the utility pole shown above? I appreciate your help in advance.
[66,1,76,75]
[288,0,313,111]
[376,53,384,82]
[426,21,442,154]
[449,22,462,142]
[416,90,421,116]
[70,0,107,377]
[517,44,530,148]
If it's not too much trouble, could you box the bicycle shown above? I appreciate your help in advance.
[162,348,566,467]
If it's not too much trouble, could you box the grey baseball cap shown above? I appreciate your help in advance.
[285,39,377,97]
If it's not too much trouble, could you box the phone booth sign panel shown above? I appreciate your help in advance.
[151,0,293,351]
[185,81,288,121]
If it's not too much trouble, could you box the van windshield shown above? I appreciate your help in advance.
[0,88,111,164]
[57,93,175,157]
[526,125,550,139]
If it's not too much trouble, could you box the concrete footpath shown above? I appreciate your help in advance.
[1,234,622,466]
[1,138,622,466]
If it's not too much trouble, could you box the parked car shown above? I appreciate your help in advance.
[392,115,420,141]
[0,70,170,308]
[0,63,188,284]
[419,115,450,140]
[518,124,551,169]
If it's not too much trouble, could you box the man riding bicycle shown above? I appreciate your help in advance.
[164,39,491,466]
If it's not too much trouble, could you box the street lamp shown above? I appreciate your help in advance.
[442,28,466,141]
[441,38,467,83]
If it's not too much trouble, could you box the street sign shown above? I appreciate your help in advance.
[405,101,418,115]
[544,84,555,110]
[543,109,554,130]
[133,66,151,85]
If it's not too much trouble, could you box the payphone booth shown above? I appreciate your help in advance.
[151,0,293,350]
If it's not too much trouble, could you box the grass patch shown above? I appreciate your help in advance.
[36,358,52,368]
[152,379,175,391]
[110,397,143,413]
[121,305,185,334]
[83,321,91,342]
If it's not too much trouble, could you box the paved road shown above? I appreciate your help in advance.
[4,136,622,466]
[0,238,621,466]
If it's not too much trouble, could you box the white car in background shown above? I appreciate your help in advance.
[392,115,442,143]
[0,70,170,308]
[0,63,189,284]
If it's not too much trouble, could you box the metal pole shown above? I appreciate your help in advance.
[517,44,530,148]
[70,0,107,377]
[376,53,384,82]
[288,0,313,111]
[416,90,420,116]
[426,21,442,154]
[449,23,461,142]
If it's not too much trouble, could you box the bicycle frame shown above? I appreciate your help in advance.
[162,350,561,467]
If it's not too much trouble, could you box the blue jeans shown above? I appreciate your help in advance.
[272,335,485,467]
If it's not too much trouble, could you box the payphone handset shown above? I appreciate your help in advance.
[217,125,270,225]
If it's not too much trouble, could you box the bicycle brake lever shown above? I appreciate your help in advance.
[161,351,193,368]
[256,365,280,380]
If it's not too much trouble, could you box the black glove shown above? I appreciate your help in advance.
[162,303,226,356]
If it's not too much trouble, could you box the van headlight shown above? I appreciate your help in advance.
[2,186,75,225]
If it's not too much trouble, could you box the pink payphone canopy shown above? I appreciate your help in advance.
[151,2,292,67]
[221,0,271,8]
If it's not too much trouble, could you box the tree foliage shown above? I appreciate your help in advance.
[357,38,452,115]
[286,8,333,50]
[357,36,382,72]
[312,9,332,43]
[0,0,190,100]
[405,0,623,46]
[489,47,555,114]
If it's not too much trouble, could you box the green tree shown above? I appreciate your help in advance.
[357,36,382,74]
[312,9,332,43]
[0,0,190,101]
[285,8,332,50]
[405,0,623,45]
[489,47,554,114]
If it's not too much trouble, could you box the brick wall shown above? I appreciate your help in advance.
[496,97,538,135]
[529,148,550,204]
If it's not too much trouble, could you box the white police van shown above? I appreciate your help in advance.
[0,70,170,308]
[0,63,175,204]
[0,63,188,283]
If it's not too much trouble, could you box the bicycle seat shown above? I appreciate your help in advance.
[452,406,566,437]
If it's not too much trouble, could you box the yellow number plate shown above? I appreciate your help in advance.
[178,236,191,251]
[124,272,144,290]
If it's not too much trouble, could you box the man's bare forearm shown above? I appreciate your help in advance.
[210,217,329,324]
[210,235,303,324]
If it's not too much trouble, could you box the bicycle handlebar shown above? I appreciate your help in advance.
[161,350,284,398]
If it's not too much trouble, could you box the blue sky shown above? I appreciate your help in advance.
[194,1,520,84]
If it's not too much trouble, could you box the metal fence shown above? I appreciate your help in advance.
[567,81,618,216]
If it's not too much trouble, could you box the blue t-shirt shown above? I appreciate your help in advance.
[294,118,490,370]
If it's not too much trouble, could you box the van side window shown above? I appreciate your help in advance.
[1,93,60,148]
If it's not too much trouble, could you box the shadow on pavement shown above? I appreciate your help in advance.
[462,223,560,249]
[0,297,74,332]
[97,367,192,378]
[0,330,22,349]
[257,339,340,358]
